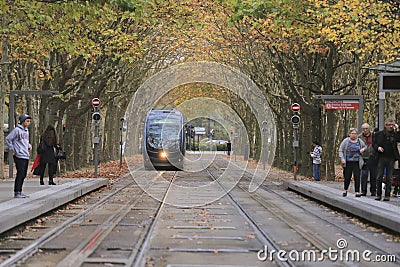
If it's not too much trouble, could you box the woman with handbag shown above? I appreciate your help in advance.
[36,125,61,185]
[338,128,367,197]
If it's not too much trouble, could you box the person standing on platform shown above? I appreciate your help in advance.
[339,128,366,197]
[36,125,61,185]
[5,114,32,198]
[358,123,377,196]
[226,141,231,156]
[310,140,322,181]
[372,118,400,201]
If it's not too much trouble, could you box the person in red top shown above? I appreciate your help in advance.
[358,123,377,196]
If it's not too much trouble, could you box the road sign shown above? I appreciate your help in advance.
[291,103,301,112]
[324,100,359,110]
[194,127,206,135]
[92,98,101,107]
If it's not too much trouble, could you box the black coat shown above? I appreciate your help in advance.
[37,139,57,165]
[372,130,400,160]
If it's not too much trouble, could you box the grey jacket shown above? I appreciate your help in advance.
[338,137,367,169]
[5,124,31,160]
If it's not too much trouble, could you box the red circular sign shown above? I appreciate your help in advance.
[291,103,300,112]
[92,98,101,107]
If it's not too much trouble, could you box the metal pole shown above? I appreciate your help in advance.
[94,121,99,178]
[378,74,385,130]
[119,118,125,169]
[261,121,267,169]
[8,92,15,179]
[358,98,364,133]
[119,126,123,169]
[293,128,298,180]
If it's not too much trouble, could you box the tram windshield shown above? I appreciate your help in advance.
[146,115,182,150]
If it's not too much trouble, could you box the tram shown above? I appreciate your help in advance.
[143,110,185,170]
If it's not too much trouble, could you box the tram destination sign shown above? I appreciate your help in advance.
[380,73,400,92]
[194,127,206,135]
[324,100,359,110]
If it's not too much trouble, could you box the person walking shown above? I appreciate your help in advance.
[358,123,377,196]
[36,125,61,185]
[372,118,400,201]
[5,114,32,198]
[338,128,366,197]
[310,140,322,181]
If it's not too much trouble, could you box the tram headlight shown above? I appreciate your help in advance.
[160,151,168,159]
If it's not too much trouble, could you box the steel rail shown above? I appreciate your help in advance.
[0,173,137,267]
[129,172,177,267]
[261,183,400,263]
[56,182,152,266]
[204,165,296,267]
[216,158,400,263]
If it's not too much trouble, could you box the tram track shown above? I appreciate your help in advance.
[257,184,400,263]
[0,175,138,267]
[0,170,177,267]
[0,155,397,266]
[204,164,296,267]
[210,158,400,265]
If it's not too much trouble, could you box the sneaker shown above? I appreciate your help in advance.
[383,197,390,201]
[375,196,381,201]
[14,192,29,198]
[355,193,362,197]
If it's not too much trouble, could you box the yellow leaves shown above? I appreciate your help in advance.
[377,17,390,26]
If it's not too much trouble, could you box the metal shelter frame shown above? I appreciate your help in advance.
[364,58,400,130]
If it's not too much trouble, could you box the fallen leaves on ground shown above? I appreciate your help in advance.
[57,156,142,180]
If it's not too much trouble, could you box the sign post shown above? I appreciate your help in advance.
[91,98,101,177]
[120,118,126,169]
[291,103,301,180]
[261,121,268,170]
[315,95,364,132]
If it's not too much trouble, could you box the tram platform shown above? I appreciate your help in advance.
[285,180,400,233]
[0,178,108,235]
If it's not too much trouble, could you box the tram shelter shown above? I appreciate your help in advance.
[364,58,400,130]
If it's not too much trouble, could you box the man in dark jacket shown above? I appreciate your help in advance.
[372,118,400,201]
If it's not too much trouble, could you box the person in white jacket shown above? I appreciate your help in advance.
[310,141,322,181]
[5,114,32,198]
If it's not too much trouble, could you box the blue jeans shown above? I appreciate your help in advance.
[313,163,321,181]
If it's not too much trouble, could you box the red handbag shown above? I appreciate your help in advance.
[31,154,40,172]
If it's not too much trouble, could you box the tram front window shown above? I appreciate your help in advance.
[147,120,181,150]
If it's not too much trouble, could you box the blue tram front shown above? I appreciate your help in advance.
[143,110,185,170]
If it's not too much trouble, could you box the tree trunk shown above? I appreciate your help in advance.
[325,110,337,180]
